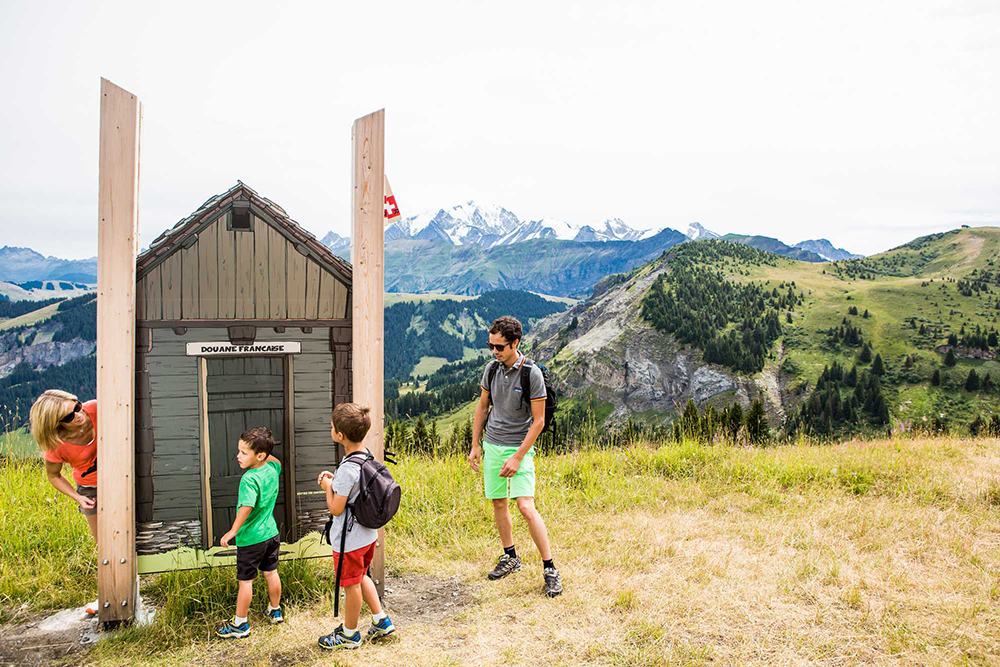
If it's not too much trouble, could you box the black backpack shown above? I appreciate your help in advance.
[323,449,401,616]
[487,357,558,433]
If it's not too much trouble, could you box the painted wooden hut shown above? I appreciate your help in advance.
[133,182,351,566]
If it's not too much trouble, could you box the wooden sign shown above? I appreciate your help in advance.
[185,342,302,356]
[384,175,401,225]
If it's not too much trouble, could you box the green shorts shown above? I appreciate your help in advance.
[483,441,535,499]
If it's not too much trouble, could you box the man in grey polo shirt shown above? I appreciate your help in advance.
[469,316,562,597]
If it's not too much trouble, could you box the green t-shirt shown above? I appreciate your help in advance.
[236,460,281,547]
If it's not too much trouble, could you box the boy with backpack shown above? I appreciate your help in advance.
[469,316,563,598]
[215,427,284,638]
[316,403,397,650]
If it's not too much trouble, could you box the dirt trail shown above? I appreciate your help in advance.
[0,604,100,665]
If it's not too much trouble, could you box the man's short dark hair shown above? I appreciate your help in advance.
[241,426,275,456]
[490,316,522,343]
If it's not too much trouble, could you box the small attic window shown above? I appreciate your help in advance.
[229,202,252,231]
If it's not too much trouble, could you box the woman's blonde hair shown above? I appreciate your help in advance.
[30,389,78,453]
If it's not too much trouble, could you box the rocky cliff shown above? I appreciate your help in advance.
[527,255,784,423]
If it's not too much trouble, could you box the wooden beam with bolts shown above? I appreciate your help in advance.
[96,78,141,624]
[351,109,386,596]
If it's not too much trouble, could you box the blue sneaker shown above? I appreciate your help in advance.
[318,624,362,650]
[367,615,396,639]
[267,607,284,624]
[215,619,250,639]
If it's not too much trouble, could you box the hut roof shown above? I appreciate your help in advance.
[136,182,352,287]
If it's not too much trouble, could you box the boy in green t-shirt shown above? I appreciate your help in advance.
[216,427,284,639]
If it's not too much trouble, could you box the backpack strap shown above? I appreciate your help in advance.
[486,359,500,405]
[519,358,535,410]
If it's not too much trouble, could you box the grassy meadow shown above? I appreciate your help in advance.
[2,432,999,665]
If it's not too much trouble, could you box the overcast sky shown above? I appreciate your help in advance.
[2,0,998,259]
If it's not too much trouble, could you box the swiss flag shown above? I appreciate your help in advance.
[384,176,401,225]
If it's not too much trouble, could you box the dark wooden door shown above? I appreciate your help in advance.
[207,357,286,545]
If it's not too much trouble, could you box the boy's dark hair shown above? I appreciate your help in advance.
[489,316,522,343]
[241,426,275,456]
[332,403,372,443]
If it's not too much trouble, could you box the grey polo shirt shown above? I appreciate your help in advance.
[481,354,547,447]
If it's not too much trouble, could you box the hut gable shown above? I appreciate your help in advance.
[136,182,351,322]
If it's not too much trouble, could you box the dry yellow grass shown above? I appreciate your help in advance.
[63,438,1000,664]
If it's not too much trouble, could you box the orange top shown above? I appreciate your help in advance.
[43,400,98,486]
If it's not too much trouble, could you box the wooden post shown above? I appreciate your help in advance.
[351,110,385,595]
[97,78,140,624]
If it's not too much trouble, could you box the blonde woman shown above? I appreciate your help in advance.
[30,389,100,615]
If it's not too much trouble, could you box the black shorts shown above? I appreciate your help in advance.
[236,535,280,581]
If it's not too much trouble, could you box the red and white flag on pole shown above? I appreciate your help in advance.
[384,176,401,225]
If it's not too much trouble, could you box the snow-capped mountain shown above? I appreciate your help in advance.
[320,232,350,256]
[686,222,720,241]
[336,201,666,249]
[794,239,863,261]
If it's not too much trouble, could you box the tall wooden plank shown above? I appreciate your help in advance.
[318,270,337,318]
[218,213,236,318]
[198,221,219,319]
[283,355,296,541]
[352,109,385,595]
[333,281,349,319]
[97,78,140,624]
[135,276,146,321]
[181,245,199,319]
[305,259,321,320]
[253,217,269,319]
[268,224,286,319]
[144,265,161,321]
[286,244,307,319]
[235,224,254,319]
[161,252,182,320]
[197,357,212,549]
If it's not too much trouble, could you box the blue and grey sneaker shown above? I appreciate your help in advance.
[215,619,250,639]
[318,624,362,650]
[267,607,284,624]
[367,615,396,639]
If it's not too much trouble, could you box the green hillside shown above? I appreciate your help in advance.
[692,227,1000,433]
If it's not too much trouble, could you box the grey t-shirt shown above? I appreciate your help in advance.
[326,451,378,553]
[481,355,547,447]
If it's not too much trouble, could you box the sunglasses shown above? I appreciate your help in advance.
[59,401,83,424]
[486,343,511,352]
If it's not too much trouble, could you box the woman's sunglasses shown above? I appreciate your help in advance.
[59,401,83,424]
[486,343,509,352]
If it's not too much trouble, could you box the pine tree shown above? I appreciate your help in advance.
[872,354,885,376]
[982,373,993,393]
[413,415,429,453]
[965,369,980,392]
[859,344,872,364]
[462,418,474,450]
[944,348,957,366]
[863,309,870,319]
[745,399,769,445]
[726,402,743,443]
[931,369,941,386]
[681,399,700,440]
[429,421,440,453]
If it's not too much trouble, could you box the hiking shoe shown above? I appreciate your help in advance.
[487,553,522,580]
[267,607,284,624]
[544,566,563,598]
[215,619,250,639]
[318,624,362,650]
[367,615,396,639]
[84,600,99,616]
